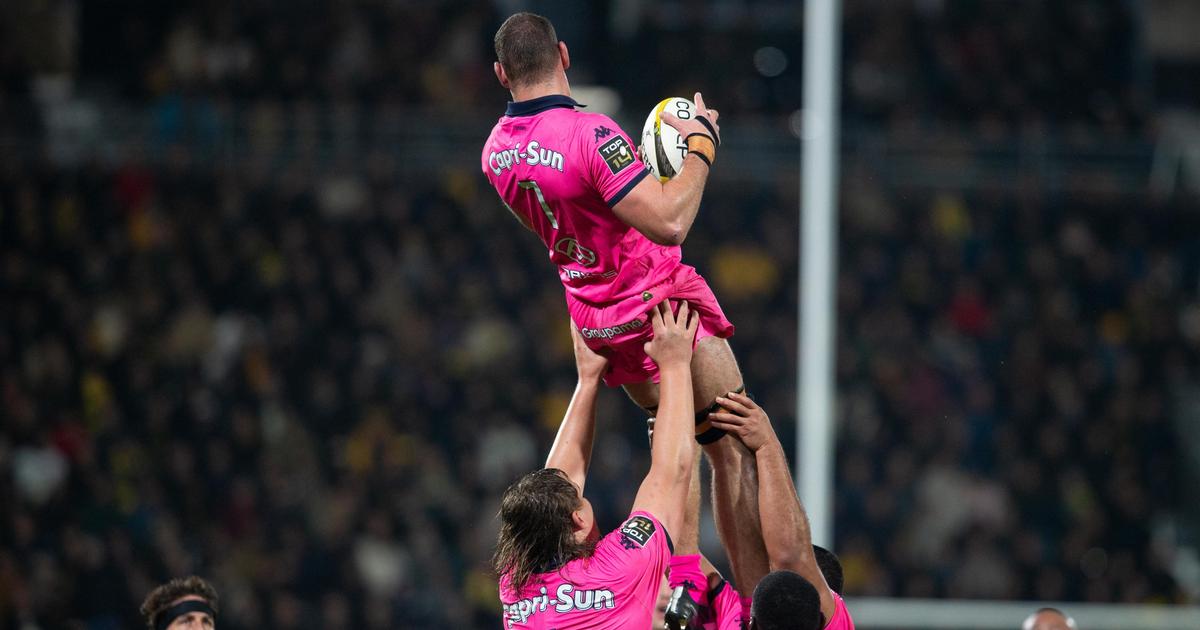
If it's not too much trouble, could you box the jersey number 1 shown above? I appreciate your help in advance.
[518,180,557,229]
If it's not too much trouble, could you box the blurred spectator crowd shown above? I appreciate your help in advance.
[0,1,1145,130]
[2,150,1195,627]
[1,1,1196,629]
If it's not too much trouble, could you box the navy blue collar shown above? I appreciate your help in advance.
[505,94,583,117]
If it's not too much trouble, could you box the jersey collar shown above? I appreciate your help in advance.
[505,94,583,117]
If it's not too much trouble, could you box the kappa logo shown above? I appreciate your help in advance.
[598,135,636,175]
[594,125,614,142]
[554,237,598,267]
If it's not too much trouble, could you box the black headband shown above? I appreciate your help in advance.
[155,600,216,630]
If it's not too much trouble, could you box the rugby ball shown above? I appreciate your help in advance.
[640,97,696,182]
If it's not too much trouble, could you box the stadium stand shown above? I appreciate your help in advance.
[1,1,1196,628]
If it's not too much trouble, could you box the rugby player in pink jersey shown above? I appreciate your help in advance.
[494,302,700,629]
[709,395,856,630]
[483,11,769,599]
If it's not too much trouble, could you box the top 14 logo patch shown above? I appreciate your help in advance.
[619,515,656,548]
[598,135,636,175]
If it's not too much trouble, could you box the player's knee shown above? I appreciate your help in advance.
[695,409,727,444]
[695,385,748,444]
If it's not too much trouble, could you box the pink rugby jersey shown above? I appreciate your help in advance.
[669,555,855,630]
[825,592,856,630]
[481,95,681,309]
[499,511,672,630]
[667,554,745,630]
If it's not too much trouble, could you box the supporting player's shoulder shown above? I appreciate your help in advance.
[592,511,674,571]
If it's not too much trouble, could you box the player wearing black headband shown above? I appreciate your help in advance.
[139,576,218,630]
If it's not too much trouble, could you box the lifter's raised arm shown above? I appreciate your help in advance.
[612,92,720,246]
[630,301,700,539]
[708,393,837,622]
[544,321,610,491]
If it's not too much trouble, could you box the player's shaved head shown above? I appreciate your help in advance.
[750,570,823,630]
[494,12,561,87]
[1021,607,1078,630]
[813,545,844,595]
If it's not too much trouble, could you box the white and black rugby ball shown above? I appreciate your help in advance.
[639,97,697,182]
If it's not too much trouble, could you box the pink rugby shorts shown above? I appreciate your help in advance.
[566,263,734,387]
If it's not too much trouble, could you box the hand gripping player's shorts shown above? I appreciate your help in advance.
[668,554,745,630]
[566,264,735,388]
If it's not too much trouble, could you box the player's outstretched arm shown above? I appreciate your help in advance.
[631,301,700,539]
[655,421,743,630]
[612,92,720,246]
[708,393,837,622]
[544,321,610,491]
[675,452,724,585]
[679,448,702,555]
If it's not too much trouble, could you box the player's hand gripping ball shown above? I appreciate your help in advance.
[639,92,720,181]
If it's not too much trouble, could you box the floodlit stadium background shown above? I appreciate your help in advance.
[3,1,1200,628]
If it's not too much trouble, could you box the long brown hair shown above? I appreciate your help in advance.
[493,468,596,592]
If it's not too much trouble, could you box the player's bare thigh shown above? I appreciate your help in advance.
[623,336,743,412]
[627,336,770,593]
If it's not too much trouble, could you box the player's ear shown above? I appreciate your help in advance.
[570,507,587,531]
[494,61,511,89]
[558,41,570,72]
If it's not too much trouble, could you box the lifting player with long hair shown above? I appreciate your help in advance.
[494,302,701,629]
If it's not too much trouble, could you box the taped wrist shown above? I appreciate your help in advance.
[695,115,720,146]
[685,134,716,167]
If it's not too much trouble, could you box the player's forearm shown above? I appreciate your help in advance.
[700,554,721,583]
[755,439,814,572]
[676,448,703,554]
[545,378,601,489]
[756,435,838,619]
[650,363,698,485]
[656,155,710,244]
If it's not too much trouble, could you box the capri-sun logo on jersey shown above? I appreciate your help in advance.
[503,584,617,627]
[489,141,565,175]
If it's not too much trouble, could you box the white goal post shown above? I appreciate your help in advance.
[796,1,1198,628]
